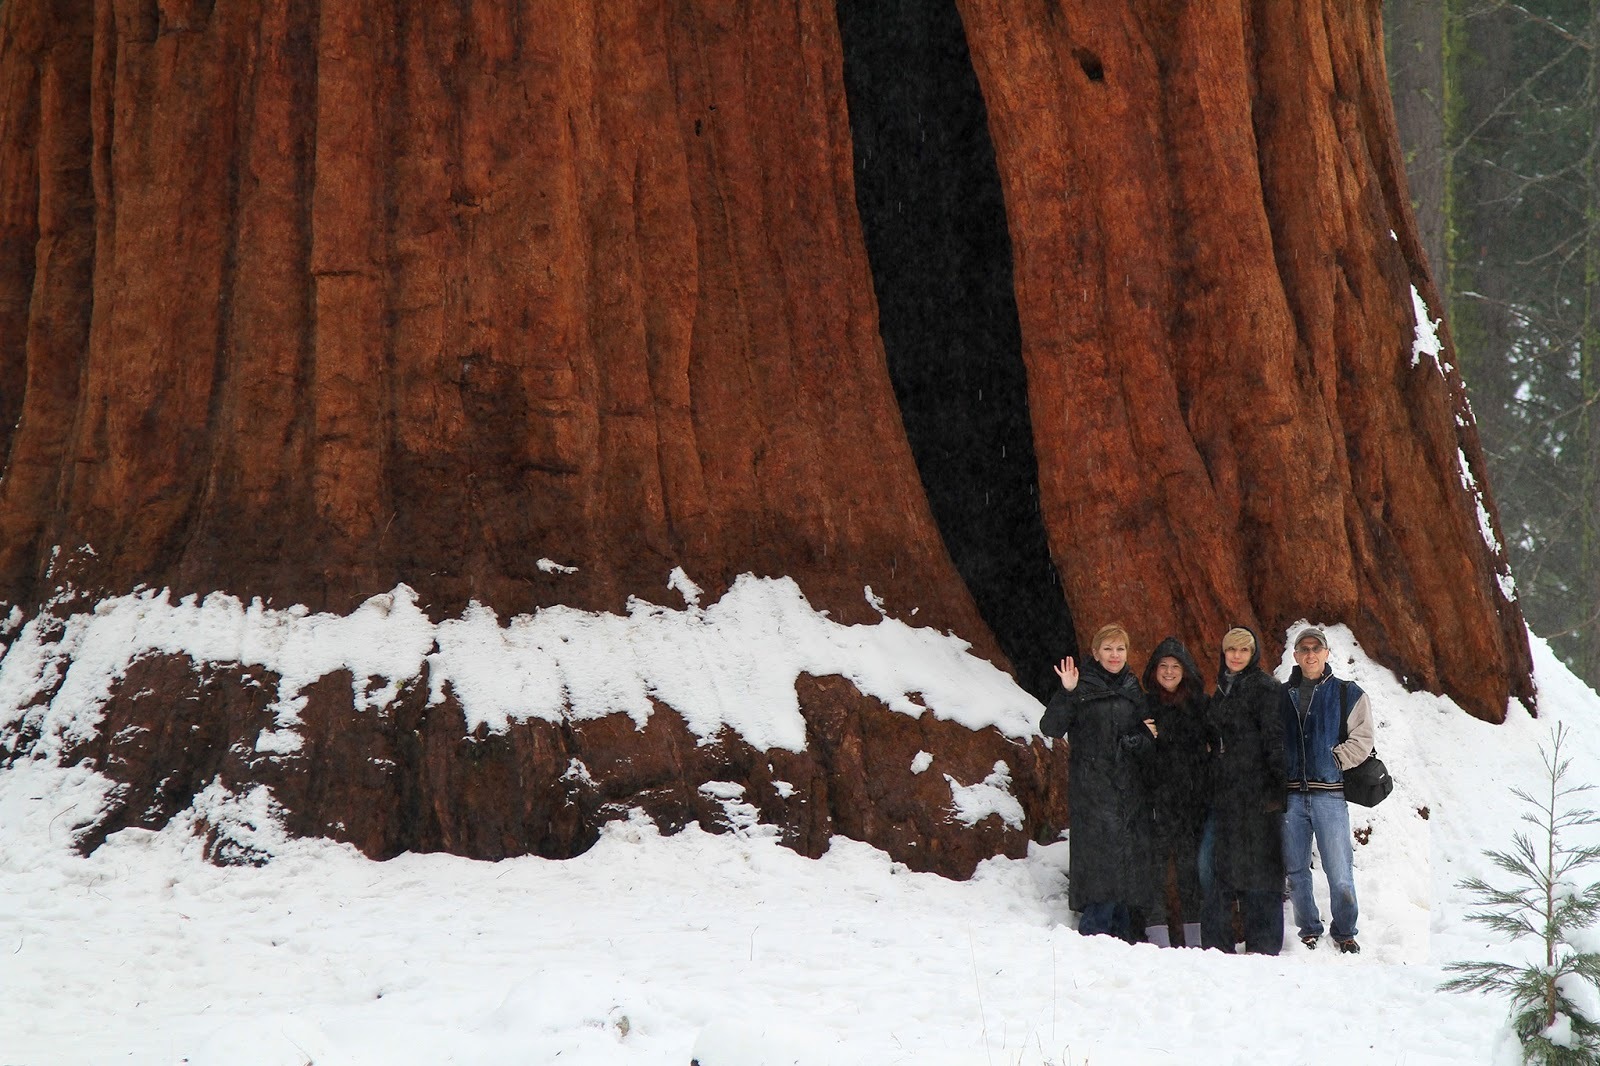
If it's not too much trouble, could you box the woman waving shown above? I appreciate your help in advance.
[1041,623,1158,942]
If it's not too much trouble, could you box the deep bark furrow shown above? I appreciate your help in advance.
[835,0,1074,700]
[0,4,93,603]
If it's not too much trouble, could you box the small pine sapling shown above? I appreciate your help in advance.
[1443,724,1600,1064]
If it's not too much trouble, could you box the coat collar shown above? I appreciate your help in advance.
[1079,658,1141,699]
[1286,664,1340,687]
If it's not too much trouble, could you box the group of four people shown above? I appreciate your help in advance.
[1040,622,1374,955]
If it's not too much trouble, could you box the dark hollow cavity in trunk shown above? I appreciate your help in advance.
[835,0,1074,699]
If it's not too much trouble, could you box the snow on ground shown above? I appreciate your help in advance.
[0,587,1595,1064]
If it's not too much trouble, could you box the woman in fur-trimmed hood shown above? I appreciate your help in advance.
[1141,636,1210,947]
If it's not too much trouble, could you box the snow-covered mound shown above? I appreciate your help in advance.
[0,603,1592,1063]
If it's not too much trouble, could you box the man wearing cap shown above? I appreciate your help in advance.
[1280,626,1374,953]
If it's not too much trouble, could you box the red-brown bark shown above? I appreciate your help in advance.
[959,0,1530,712]
[0,0,1530,875]
[0,0,986,642]
[60,654,1062,878]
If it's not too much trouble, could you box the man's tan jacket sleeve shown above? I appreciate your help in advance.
[1333,690,1375,770]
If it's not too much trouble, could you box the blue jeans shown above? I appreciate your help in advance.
[1283,790,1358,940]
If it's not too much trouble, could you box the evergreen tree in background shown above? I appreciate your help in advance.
[1387,0,1600,685]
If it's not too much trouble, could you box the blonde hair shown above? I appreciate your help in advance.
[1090,623,1130,650]
[1221,627,1256,653]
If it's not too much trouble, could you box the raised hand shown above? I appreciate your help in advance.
[1054,656,1080,692]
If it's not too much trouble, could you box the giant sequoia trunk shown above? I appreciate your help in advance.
[0,0,1531,876]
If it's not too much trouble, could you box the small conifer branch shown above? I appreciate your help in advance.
[1441,724,1600,1062]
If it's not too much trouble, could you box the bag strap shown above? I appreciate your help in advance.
[1337,678,1350,743]
[1335,678,1379,759]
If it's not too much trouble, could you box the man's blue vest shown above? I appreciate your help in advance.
[1283,671,1357,788]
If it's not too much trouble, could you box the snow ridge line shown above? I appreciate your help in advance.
[0,572,1044,762]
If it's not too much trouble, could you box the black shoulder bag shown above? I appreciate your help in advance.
[1337,680,1394,807]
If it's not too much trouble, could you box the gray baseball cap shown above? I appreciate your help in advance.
[1294,627,1328,649]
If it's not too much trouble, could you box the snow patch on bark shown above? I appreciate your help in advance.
[944,761,1024,829]
[667,566,703,606]
[0,572,1042,767]
[1454,447,1519,602]
[1411,286,1444,370]
[0,585,437,761]
[176,779,291,867]
[698,781,764,835]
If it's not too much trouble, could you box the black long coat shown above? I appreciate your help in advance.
[1206,635,1287,893]
[1141,637,1211,918]
[1041,659,1155,913]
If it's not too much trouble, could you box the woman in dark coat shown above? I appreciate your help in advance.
[1040,622,1157,943]
[1141,637,1210,947]
[1201,626,1287,954]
